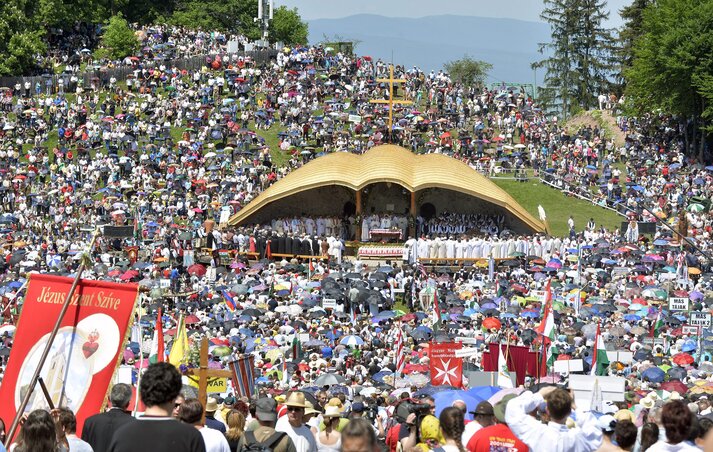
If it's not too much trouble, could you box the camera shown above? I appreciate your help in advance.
[394,400,431,424]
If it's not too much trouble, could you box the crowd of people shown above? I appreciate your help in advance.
[3,14,713,452]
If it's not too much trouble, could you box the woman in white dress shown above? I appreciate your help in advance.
[316,406,342,452]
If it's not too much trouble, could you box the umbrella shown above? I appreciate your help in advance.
[660,380,688,394]
[642,367,665,383]
[187,264,206,276]
[313,373,346,386]
[434,390,480,420]
[340,335,365,347]
[482,317,502,330]
[672,353,694,366]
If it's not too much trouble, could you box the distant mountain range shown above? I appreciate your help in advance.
[307,14,551,85]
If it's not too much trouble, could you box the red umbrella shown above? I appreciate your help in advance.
[557,354,572,361]
[187,264,206,276]
[672,353,694,366]
[403,363,429,374]
[185,314,201,325]
[482,317,502,330]
[660,380,688,394]
[120,270,139,280]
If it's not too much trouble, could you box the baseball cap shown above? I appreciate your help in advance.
[255,397,278,422]
[471,401,494,416]
[351,402,365,413]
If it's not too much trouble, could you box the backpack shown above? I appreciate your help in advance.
[241,430,286,452]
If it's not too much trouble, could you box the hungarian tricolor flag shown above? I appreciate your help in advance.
[651,306,664,337]
[591,322,610,376]
[149,308,164,364]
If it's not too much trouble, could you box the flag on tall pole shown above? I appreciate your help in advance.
[432,287,440,325]
[291,335,303,362]
[221,290,237,311]
[651,305,663,338]
[149,308,164,364]
[591,322,610,376]
[395,323,405,375]
[536,279,555,372]
[168,313,188,367]
[229,355,256,399]
[497,344,513,388]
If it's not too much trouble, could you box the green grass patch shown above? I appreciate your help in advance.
[493,178,623,236]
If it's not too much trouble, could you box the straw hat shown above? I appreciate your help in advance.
[327,397,345,412]
[640,397,655,410]
[284,392,308,408]
[323,405,342,418]
[304,401,320,416]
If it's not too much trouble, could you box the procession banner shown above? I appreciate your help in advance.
[429,342,463,387]
[0,274,138,437]
[668,297,689,312]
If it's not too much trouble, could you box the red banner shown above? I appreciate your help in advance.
[429,342,463,387]
[0,274,138,437]
[482,343,542,386]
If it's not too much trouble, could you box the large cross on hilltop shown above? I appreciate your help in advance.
[370,64,413,140]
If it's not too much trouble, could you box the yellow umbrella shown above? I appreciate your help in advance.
[265,348,283,363]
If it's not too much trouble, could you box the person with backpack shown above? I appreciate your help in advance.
[238,398,296,452]
[275,392,318,452]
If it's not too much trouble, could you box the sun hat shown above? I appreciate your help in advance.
[493,394,518,423]
[284,392,308,408]
[323,405,342,418]
[205,397,218,412]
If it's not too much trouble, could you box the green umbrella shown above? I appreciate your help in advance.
[688,203,705,213]
[211,346,232,357]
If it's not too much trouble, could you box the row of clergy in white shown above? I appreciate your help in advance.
[401,235,583,261]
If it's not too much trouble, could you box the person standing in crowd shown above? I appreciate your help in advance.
[505,386,602,451]
[205,398,226,433]
[468,395,528,452]
[237,398,295,452]
[438,407,466,452]
[81,383,135,451]
[645,401,699,451]
[9,410,58,452]
[462,401,495,445]
[108,363,206,452]
[224,410,245,452]
[341,419,380,452]
[178,398,230,452]
[55,408,93,452]
[316,406,341,452]
[275,392,317,452]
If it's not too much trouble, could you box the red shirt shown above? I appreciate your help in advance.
[467,423,529,452]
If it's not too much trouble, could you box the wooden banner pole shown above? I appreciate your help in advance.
[5,229,100,447]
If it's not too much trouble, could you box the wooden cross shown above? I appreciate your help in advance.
[370,64,413,137]
[185,337,233,423]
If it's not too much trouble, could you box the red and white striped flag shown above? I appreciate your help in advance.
[395,323,405,375]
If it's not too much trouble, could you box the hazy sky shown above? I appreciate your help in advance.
[279,0,632,26]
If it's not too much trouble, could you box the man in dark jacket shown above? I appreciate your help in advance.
[81,383,136,452]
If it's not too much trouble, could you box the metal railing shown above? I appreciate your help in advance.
[0,50,277,91]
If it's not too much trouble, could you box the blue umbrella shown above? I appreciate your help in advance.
[681,340,697,352]
[341,335,365,347]
[372,370,392,384]
[521,311,540,318]
[466,386,501,402]
[624,314,641,321]
[641,367,665,383]
[434,390,480,420]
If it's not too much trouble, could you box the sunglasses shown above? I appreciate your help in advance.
[287,406,304,412]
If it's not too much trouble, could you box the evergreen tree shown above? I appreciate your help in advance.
[534,0,616,118]
[95,13,139,60]
[616,0,652,86]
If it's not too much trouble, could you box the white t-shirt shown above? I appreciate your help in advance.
[199,426,231,452]
[276,416,318,452]
[461,421,483,445]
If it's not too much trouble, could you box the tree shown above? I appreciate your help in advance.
[443,56,492,88]
[96,13,139,60]
[624,0,713,158]
[269,6,308,45]
[615,0,652,86]
[534,0,616,118]
[0,0,46,76]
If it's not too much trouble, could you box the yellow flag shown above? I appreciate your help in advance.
[168,314,188,367]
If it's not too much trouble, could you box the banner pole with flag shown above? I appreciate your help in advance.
[5,228,101,447]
